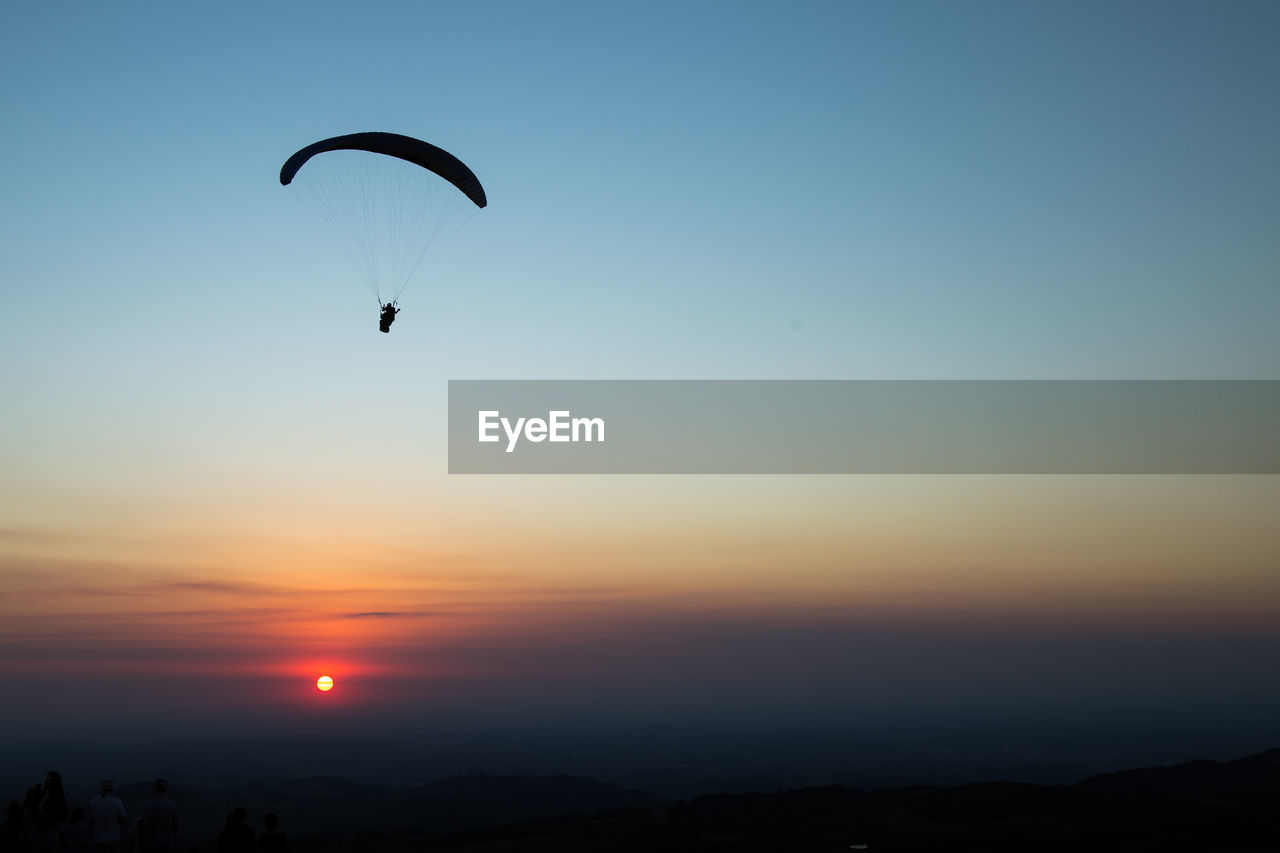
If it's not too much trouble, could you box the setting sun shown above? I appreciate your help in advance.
[316,675,334,692]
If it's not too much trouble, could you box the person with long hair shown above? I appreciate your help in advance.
[30,771,68,853]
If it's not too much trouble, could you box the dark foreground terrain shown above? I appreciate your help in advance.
[9,747,1277,851]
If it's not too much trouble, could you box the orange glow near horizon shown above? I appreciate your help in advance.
[3,476,1279,713]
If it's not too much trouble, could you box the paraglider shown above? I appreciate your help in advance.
[379,302,399,333]
[280,132,486,332]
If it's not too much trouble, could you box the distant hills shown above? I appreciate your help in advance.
[33,746,1277,851]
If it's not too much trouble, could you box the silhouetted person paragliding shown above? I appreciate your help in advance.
[379,302,399,333]
[280,133,487,337]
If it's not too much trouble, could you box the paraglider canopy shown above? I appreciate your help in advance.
[281,132,486,208]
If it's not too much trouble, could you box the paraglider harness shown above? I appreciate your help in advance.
[379,301,399,333]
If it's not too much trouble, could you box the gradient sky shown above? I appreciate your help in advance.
[2,1,1279,745]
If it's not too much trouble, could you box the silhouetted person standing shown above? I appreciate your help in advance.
[138,779,178,853]
[63,806,91,851]
[0,800,26,853]
[30,771,68,853]
[89,780,126,853]
[257,813,290,853]
[217,806,255,853]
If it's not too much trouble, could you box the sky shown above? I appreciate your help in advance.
[2,1,1279,748]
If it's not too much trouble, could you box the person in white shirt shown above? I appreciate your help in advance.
[89,779,126,853]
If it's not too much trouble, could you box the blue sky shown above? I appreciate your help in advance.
[4,0,1277,501]
[3,1,1277,385]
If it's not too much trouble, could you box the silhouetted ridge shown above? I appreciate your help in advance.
[382,773,666,836]
[1076,747,1280,801]
[14,748,1278,850]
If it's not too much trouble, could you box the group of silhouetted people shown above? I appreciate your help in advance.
[2,774,178,853]
[2,772,287,852]
[216,808,289,853]
[1,771,79,853]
